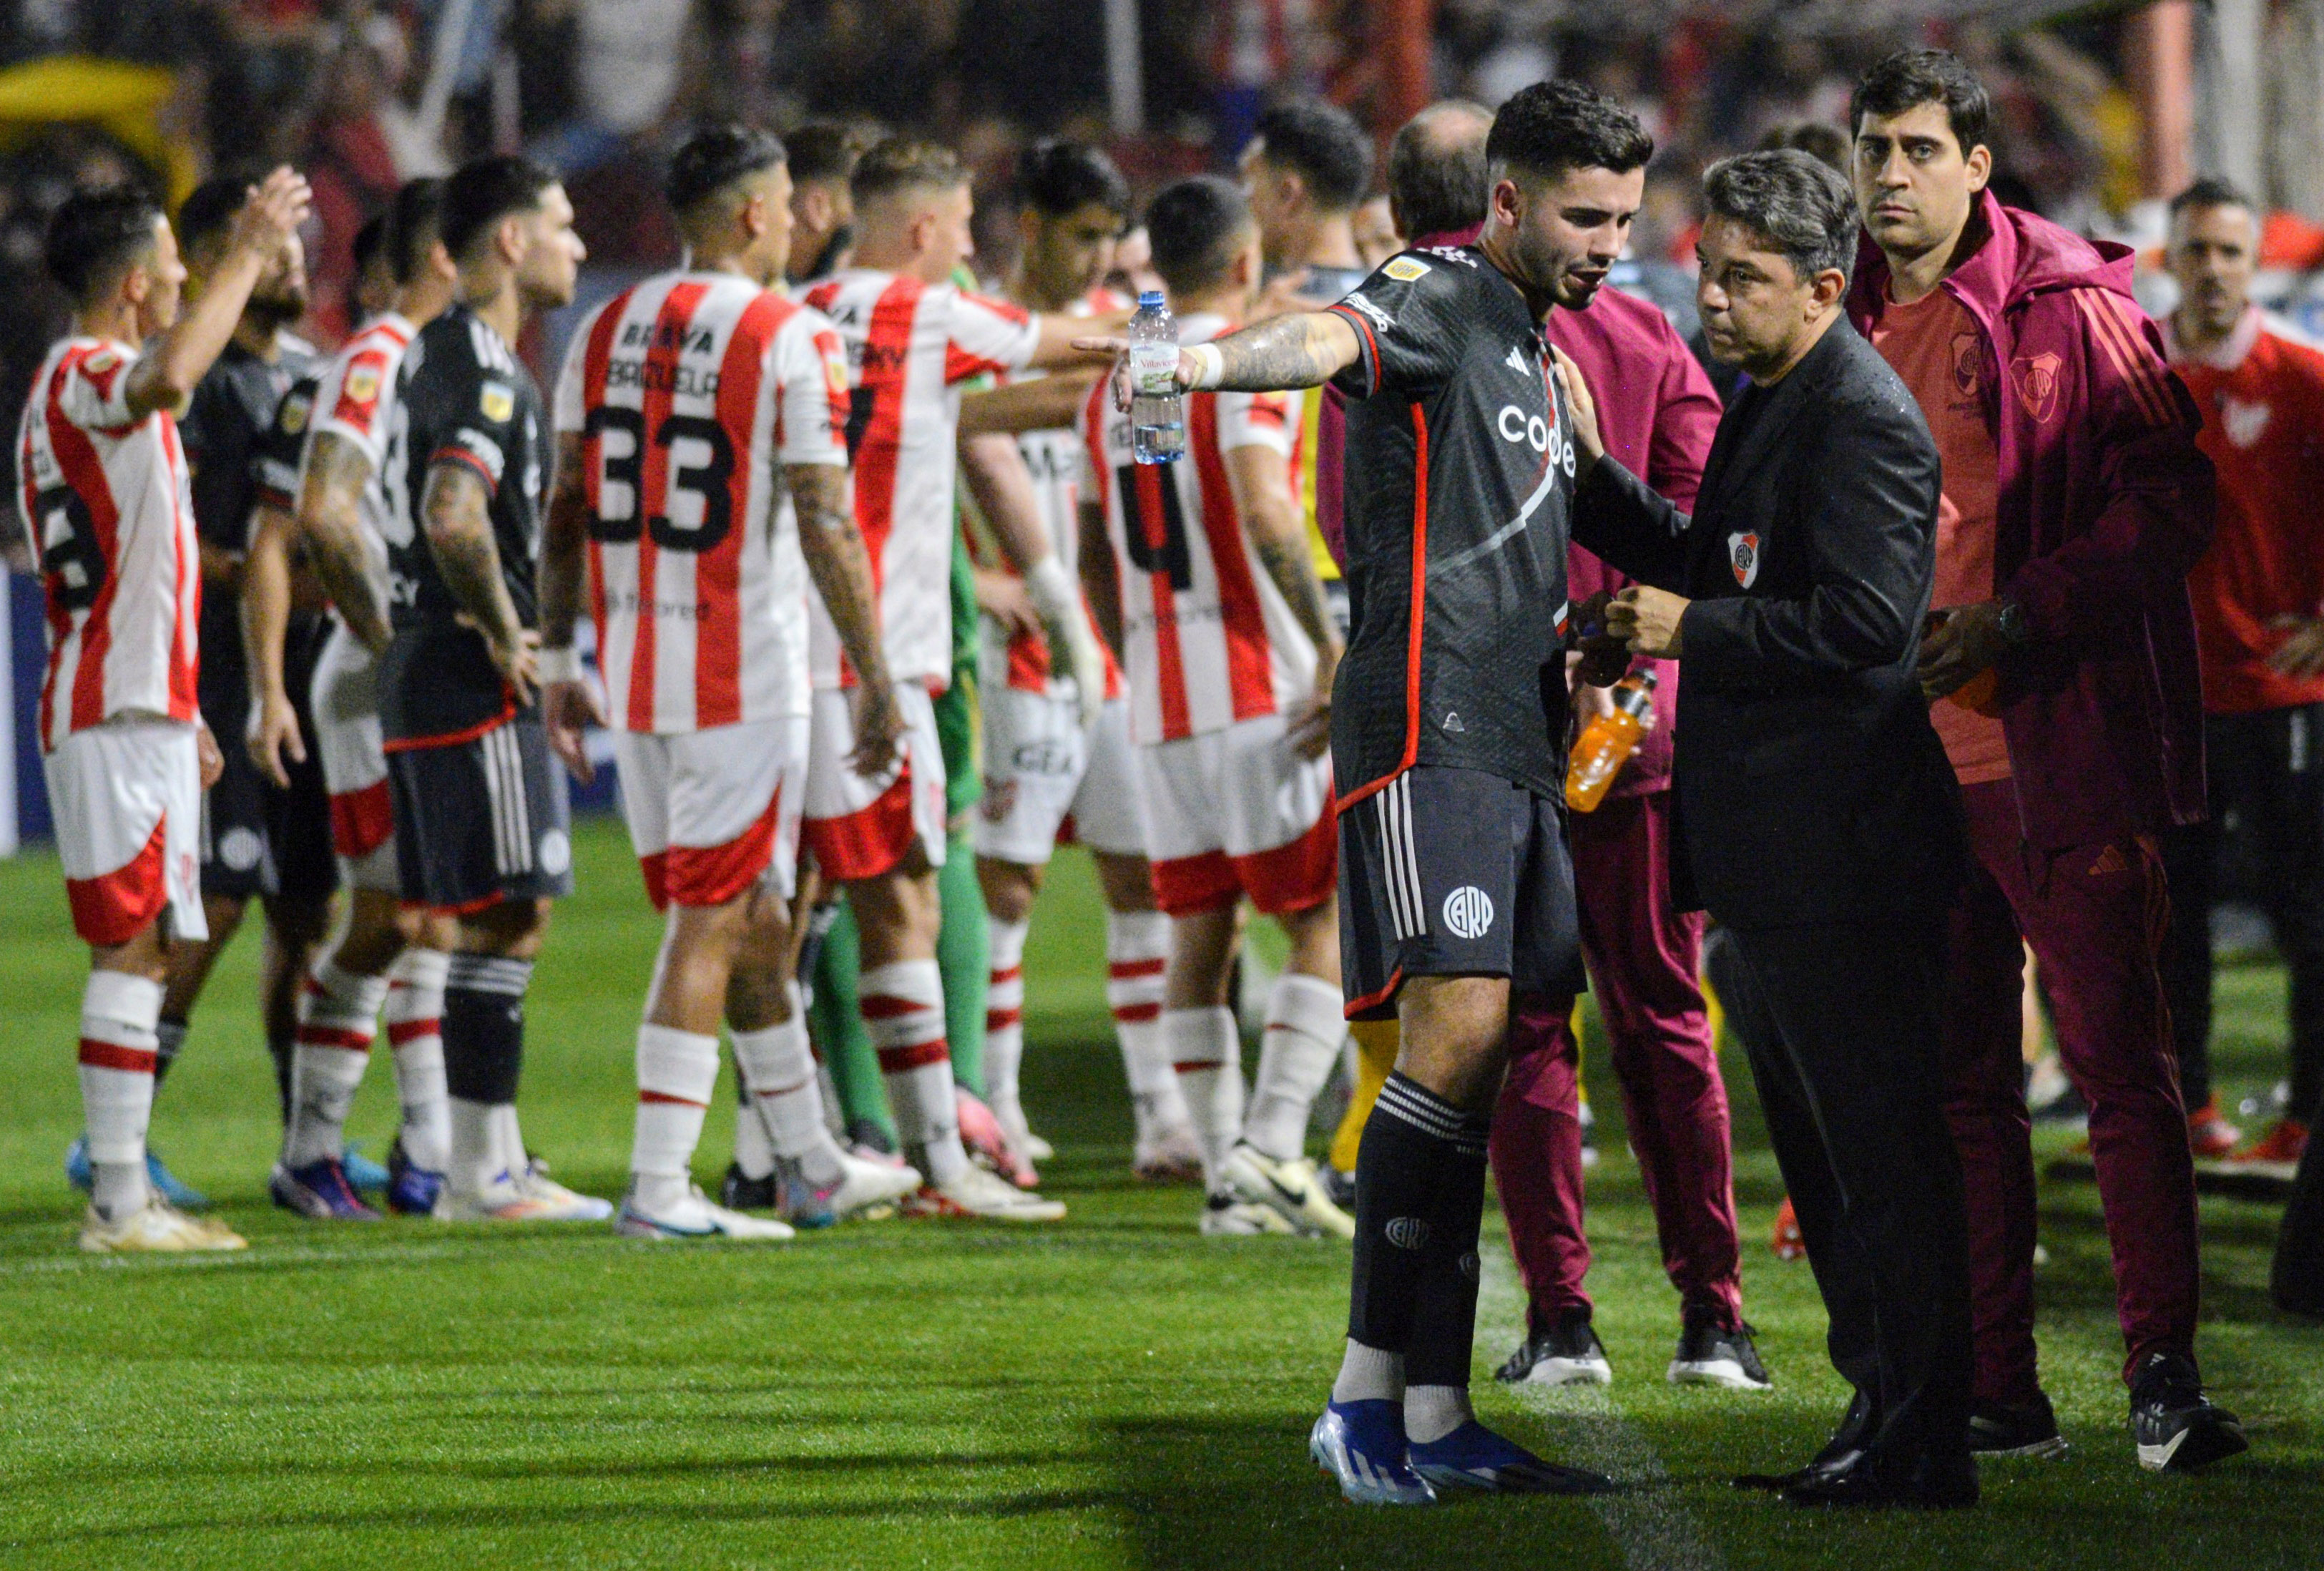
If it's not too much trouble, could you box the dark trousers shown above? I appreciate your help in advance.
[1945,781,2200,1398]
[1491,790,1742,1331]
[2161,705,2324,1120]
[1722,917,1972,1469]
[2275,1085,2324,1315]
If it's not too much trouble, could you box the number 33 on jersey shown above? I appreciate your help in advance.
[554,273,851,735]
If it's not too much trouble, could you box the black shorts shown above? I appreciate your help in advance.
[199,700,338,906]
[386,712,574,914]
[1338,765,1584,1019]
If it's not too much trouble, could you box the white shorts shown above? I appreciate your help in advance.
[1137,712,1336,918]
[612,715,809,910]
[43,716,209,947]
[308,621,398,892]
[974,687,1147,864]
[802,682,946,883]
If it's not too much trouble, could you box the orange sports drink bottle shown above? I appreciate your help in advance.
[1565,669,1658,813]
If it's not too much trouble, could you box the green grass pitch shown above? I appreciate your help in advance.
[0,814,2315,1569]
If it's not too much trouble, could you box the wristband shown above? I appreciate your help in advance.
[1185,343,1225,391]
[538,645,583,684]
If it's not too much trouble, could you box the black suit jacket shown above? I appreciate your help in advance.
[1572,318,1966,930]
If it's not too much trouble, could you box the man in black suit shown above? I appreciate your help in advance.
[1556,149,1974,1508]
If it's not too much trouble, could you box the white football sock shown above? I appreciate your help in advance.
[1163,1005,1243,1188]
[284,959,391,1166]
[732,1084,778,1180]
[385,948,451,1171]
[1331,1339,1405,1406]
[449,1098,501,1195]
[1403,1384,1474,1444]
[1242,970,1346,1163]
[1104,909,1184,1138]
[733,986,846,1188]
[494,1103,526,1177]
[80,970,163,1220]
[983,916,1031,1138]
[862,959,966,1184]
[630,1024,720,1212]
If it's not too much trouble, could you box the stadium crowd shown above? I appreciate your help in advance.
[11,0,2324,1517]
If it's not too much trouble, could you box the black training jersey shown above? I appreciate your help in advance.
[181,333,320,723]
[378,303,549,744]
[1325,245,1578,802]
[250,366,330,667]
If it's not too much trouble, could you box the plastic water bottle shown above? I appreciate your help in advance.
[1564,668,1658,812]
[1127,290,1185,465]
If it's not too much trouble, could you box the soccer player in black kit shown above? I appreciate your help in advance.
[1086,81,1647,1502]
[379,156,603,1221]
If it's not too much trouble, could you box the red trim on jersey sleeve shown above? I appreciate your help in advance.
[579,289,629,658]
[802,281,843,315]
[1324,303,1381,394]
[665,772,787,907]
[1231,798,1338,916]
[1189,395,1278,722]
[330,347,392,434]
[696,288,787,729]
[328,779,395,859]
[1338,402,1428,812]
[46,359,126,737]
[1132,462,1192,739]
[630,280,712,730]
[65,815,168,948]
[429,446,499,494]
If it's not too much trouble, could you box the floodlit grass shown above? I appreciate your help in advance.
[0,817,2314,1569]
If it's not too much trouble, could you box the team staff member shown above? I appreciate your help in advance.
[1567,149,1975,1509]
[2159,177,2321,1175]
[1097,81,1652,1504]
[1845,49,2242,1474]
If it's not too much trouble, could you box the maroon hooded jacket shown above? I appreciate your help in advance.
[1849,191,2216,850]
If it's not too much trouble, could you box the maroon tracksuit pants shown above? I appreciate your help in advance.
[1490,789,1745,1331]
[1943,779,2202,1398]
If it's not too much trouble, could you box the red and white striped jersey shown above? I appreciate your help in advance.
[1079,313,1312,745]
[17,336,200,751]
[800,269,1041,687]
[992,285,1123,700]
[554,270,849,732]
[299,310,414,592]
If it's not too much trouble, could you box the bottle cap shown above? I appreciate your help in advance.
[1137,290,1165,308]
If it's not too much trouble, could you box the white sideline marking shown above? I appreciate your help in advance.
[1481,1261,1727,1571]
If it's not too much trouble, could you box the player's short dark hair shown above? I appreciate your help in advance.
[2170,175,2259,221]
[44,184,165,298]
[788,121,871,186]
[1387,100,1491,239]
[1702,150,1859,288]
[1852,48,1991,156]
[389,177,445,285]
[1485,79,1654,187]
[1250,97,1373,212]
[440,155,558,261]
[352,212,391,280]
[1755,120,1850,175]
[175,174,250,260]
[1016,139,1130,222]
[851,138,968,205]
[665,124,788,215]
[1144,175,1252,295]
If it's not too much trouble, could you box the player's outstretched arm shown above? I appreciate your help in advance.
[1074,309,1362,398]
[420,459,536,703]
[294,431,392,655]
[790,461,903,778]
[241,502,305,787]
[538,432,604,781]
[1027,305,1132,370]
[958,371,1103,436]
[1225,439,1340,758]
[124,167,311,421]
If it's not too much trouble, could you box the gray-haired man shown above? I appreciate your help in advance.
[1561,149,1976,1509]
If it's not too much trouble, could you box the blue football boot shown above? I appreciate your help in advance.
[270,1158,382,1220]
[340,1141,391,1194]
[67,1135,208,1209]
[1408,1419,1617,1495]
[384,1137,446,1218]
[1310,1401,1436,1506]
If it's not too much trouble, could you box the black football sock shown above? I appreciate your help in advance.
[1344,1073,1471,1379]
[1403,1100,1491,1442]
[442,956,532,1107]
[151,1019,188,1095]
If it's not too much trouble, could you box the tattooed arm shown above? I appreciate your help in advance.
[790,461,904,778]
[539,431,604,780]
[420,459,537,703]
[295,431,392,655]
[1224,437,1341,758]
[1074,309,1362,397]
